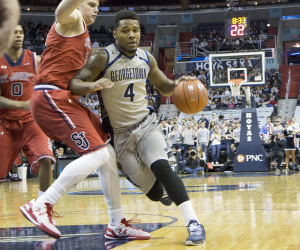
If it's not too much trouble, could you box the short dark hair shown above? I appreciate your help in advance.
[189,146,194,151]
[114,10,140,29]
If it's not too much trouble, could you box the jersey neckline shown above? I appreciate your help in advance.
[4,49,25,67]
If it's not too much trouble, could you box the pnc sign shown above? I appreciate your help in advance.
[237,154,263,162]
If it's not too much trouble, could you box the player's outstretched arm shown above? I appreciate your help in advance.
[70,50,113,96]
[55,0,83,24]
[0,0,20,57]
[147,54,175,97]
[0,86,30,110]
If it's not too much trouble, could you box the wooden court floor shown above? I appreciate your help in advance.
[1,171,300,250]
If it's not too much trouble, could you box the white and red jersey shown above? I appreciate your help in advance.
[0,49,37,120]
[34,21,92,90]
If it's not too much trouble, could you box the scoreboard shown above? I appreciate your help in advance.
[225,13,249,39]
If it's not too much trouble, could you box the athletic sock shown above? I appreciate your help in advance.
[37,148,109,205]
[12,174,17,178]
[38,190,44,197]
[178,200,199,226]
[97,144,124,226]
[108,208,124,226]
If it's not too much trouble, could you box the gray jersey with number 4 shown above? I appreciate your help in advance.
[100,44,151,128]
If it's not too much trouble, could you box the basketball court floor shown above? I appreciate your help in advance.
[1,171,300,250]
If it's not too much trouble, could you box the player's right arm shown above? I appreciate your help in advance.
[70,50,113,96]
[0,85,30,110]
[55,0,83,24]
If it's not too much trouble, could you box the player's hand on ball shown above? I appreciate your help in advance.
[175,75,197,86]
[22,100,31,110]
[92,78,114,91]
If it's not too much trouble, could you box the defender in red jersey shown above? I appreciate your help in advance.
[20,0,150,241]
[0,25,55,188]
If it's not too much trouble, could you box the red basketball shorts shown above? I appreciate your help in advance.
[0,116,55,181]
[30,87,110,157]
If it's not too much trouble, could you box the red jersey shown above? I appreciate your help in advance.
[34,21,92,90]
[0,49,37,120]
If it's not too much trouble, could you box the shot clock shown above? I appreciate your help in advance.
[224,13,249,39]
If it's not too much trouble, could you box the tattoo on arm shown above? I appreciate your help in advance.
[73,50,108,82]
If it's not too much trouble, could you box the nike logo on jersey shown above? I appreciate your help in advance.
[24,62,30,65]
[1,65,7,69]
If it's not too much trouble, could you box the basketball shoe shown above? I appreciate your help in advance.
[185,220,206,246]
[19,199,61,239]
[105,215,151,240]
[160,188,173,206]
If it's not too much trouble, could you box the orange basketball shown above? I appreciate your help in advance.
[173,79,208,114]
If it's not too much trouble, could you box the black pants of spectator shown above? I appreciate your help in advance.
[218,160,234,172]
[267,150,284,170]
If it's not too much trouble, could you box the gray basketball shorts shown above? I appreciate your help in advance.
[113,112,170,194]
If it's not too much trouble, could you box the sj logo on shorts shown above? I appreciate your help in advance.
[71,131,90,150]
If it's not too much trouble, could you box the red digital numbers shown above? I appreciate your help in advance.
[230,24,245,36]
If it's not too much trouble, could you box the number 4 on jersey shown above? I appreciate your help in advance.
[124,83,135,102]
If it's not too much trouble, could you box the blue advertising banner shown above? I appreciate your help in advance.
[147,15,158,24]
[181,14,193,23]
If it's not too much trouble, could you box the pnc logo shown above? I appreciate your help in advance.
[237,154,245,162]
[237,154,264,162]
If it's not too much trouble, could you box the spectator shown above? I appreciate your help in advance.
[99,38,106,46]
[197,122,210,155]
[192,68,200,77]
[267,132,285,171]
[274,68,282,83]
[90,25,98,34]
[175,71,183,80]
[198,113,209,128]
[266,96,278,115]
[225,126,234,160]
[260,117,274,142]
[258,22,266,33]
[211,113,217,123]
[215,114,224,127]
[182,122,195,152]
[270,86,279,99]
[273,119,284,136]
[189,35,199,47]
[215,144,236,172]
[210,101,217,110]
[23,38,31,46]
[232,121,241,147]
[209,120,218,133]
[182,146,204,174]
[210,128,221,164]
[277,116,285,128]
[259,30,267,41]
[226,115,234,126]
[99,26,106,34]
[196,146,206,162]
[266,68,272,78]
[284,122,297,169]
[292,117,300,149]
[92,39,99,48]
[199,39,208,49]
[169,124,182,149]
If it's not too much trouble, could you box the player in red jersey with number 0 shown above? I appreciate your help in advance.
[0,25,55,189]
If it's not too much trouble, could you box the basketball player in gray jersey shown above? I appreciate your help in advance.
[70,10,205,246]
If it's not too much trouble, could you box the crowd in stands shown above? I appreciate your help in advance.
[190,20,269,51]
[176,67,282,114]
[159,113,300,174]
[21,18,146,48]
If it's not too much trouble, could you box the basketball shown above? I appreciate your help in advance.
[173,79,208,114]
